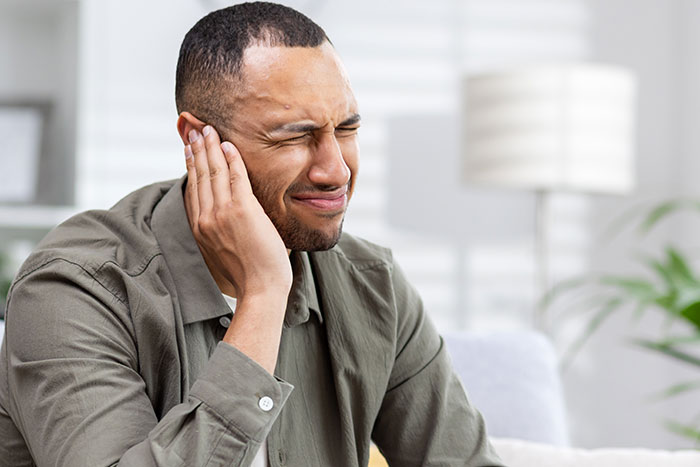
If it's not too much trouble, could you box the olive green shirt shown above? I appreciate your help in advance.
[0,178,504,466]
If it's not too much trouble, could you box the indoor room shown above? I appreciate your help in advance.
[1,0,699,465]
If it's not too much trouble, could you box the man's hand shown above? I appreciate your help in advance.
[184,125,292,373]
[184,125,292,298]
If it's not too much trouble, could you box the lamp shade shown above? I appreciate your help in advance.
[462,64,637,194]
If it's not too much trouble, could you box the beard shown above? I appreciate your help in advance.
[248,174,347,251]
[275,211,345,251]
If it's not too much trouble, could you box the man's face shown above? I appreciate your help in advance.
[215,42,360,251]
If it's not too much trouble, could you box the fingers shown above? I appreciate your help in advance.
[184,144,200,229]
[185,125,254,223]
[188,125,234,211]
[220,141,254,198]
[202,126,233,206]
[188,128,214,214]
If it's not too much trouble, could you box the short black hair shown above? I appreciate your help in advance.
[175,2,330,126]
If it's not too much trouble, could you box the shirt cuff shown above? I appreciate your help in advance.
[189,342,294,442]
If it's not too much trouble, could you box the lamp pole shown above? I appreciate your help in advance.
[534,189,550,333]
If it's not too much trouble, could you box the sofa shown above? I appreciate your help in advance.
[443,329,700,466]
[490,437,700,466]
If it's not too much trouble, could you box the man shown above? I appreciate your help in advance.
[0,3,504,466]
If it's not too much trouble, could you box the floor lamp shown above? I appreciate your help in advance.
[461,64,637,331]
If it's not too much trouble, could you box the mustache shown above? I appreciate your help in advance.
[285,182,349,196]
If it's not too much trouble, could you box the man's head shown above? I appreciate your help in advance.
[176,2,360,252]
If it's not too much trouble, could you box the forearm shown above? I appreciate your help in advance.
[222,289,289,374]
[10,336,293,467]
[182,126,294,375]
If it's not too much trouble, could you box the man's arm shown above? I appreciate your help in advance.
[4,127,293,466]
[4,261,292,466]
[184,125,292,374]
[371,261,506,466]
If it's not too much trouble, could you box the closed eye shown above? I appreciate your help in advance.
[335,126,360,137]
[280,133,311,144]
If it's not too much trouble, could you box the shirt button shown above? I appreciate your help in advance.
[219,316,231,328]
[258,396,274,412]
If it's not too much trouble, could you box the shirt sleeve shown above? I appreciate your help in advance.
[370,259,507,467]
[4,259,292,467]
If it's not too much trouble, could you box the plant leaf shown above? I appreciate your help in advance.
[654,335,700,346]
[596,202,648,242]
[599,276,660,303]
[631,301,653,322]
[539,276,594,311]
[680,302,700,331]
[632,338,700,368]
[649,380,700,402]
[552,294,618,324]
[561,298,624,369]
[643,255,677,293]
[667,247,698,285]
[640,200,700,234]
[663,419,700,443]
[0,278,10,301]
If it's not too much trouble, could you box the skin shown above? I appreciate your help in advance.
[175,42,361,374]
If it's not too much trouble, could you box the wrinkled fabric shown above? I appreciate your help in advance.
[0,177,505,466]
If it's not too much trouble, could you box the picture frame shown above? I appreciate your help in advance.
[0,101,51,204]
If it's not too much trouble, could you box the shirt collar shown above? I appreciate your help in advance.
[286,250,322,327]
[151,177,322,327]
[151,177,229,324]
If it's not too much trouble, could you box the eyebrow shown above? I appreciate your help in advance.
[269,113,362,136]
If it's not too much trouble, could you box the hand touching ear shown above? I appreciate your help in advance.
[184,125,292,374]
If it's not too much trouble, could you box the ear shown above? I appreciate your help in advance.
[176,112,207,145]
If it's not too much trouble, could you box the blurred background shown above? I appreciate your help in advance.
[2,0,700,452]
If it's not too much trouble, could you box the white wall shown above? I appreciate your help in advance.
[76,0,200,206]
[560,0,700,450]
[678,0,700,200]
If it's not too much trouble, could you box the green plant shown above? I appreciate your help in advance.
[0,252,14,320]
[545,200,700,444]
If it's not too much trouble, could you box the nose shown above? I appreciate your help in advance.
[308,133,351,187]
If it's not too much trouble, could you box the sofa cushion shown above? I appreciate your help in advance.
[491,437,700,467]
[444,330,569,446]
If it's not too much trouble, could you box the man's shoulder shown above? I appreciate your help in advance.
[322,232,394,271]
[16,179,179,280]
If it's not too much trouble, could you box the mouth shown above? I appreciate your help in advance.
[289,187,348,212]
